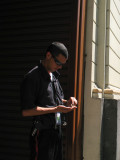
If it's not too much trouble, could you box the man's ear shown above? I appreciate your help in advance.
[46,52,52,59]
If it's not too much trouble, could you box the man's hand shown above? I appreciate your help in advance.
[66,97,77,107]
[56,105,77,113]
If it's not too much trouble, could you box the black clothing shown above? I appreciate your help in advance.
[21,61,64,110]
[30,129,62,160]
[21,61,64,160]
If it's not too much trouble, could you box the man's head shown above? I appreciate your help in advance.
[45,42,68,59]
[44,42,68,73]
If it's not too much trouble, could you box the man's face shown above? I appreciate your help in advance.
[46,52,67,73]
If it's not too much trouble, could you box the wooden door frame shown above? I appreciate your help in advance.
[66,0,86,159]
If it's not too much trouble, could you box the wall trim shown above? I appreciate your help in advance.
[92,86,120,100]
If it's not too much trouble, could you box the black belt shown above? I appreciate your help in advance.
[31,120,60,136]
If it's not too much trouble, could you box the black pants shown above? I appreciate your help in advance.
[30,128,63,160]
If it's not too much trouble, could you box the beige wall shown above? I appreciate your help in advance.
[83,0,120,159]
[106,0,120,91]
[83,0,102,159]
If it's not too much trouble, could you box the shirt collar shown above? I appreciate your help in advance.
[38,60,60,81]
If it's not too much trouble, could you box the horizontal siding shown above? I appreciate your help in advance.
[106,0,120,89]
[109,0,120,27]
[105,66,120,88]
[112,0,120,17]
[108,12,120,45]
[106,48,120,73]
[107,30,120,57]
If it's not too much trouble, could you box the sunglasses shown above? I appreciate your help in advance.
[52,54,64,66]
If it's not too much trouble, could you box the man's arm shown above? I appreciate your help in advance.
[22,106,56,116]
[22,105,77,117]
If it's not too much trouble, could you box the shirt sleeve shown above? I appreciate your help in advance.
[20,74,38,110]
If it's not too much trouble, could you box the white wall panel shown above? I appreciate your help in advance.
[113,0,120,14]
[106,66,120,88]
[106,48,120,74]
[107,30,120,58]
[109,13,120,42]
[106,0,120,91]
[110,0,120,27]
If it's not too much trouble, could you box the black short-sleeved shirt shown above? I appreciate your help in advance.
[20,61,64,124]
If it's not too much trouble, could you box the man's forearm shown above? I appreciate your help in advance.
[22,106,57,117]
[22,100,77,117]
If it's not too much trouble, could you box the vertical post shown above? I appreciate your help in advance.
[96,0,107,96]
[72,0,86,159]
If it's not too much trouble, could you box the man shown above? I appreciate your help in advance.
[21,42,77,160]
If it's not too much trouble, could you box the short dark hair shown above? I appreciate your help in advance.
[45,42,68,59]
